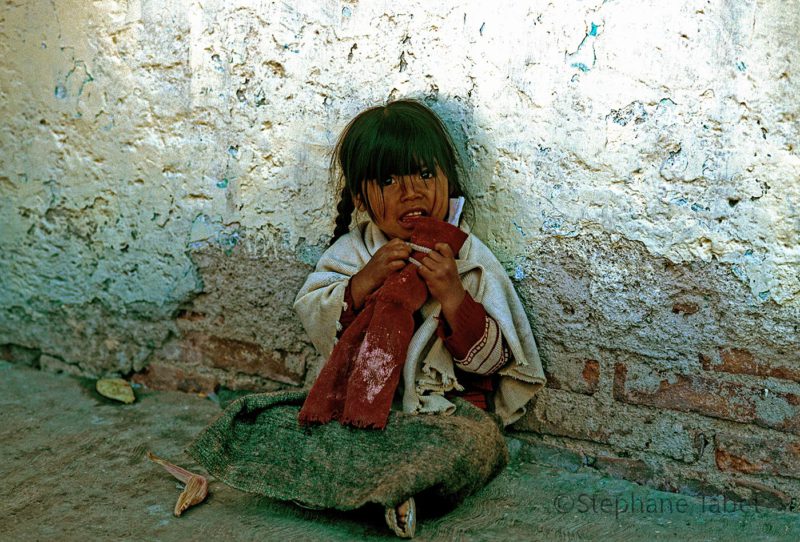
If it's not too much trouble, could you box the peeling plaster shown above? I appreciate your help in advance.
[1,0,798,380]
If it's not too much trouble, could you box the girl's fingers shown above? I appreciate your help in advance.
[388,239,410,253]
[420,259,449,278]
[423,250,444,263]
[417,264,432,279]
[434,243,454,258]
[382,248,410,262]
[390,242,411,254]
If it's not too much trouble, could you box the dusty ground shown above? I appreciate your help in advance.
[1,361,798,542]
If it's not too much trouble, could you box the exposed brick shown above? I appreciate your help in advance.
[700,348,800,383]
[131,362,219,394]
[614,363,800,436]
[177,331,304,385]
[582,360,600,394]
[544,358,600,395]
[733,479,794,510]
[590,455,655,486]
[715,431,800,480]
[671,302,699,315]
[715,449,761,474]
[515,388,703,462]
[614,363,752,420]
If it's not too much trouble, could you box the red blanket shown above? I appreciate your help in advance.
[299,217,468,429]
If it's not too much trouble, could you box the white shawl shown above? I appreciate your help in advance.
[293,221,546,426]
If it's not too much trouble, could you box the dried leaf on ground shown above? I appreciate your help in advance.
[96,378,136,404]
[147,451,209,516]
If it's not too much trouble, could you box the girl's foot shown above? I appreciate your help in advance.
[384,497,416,538]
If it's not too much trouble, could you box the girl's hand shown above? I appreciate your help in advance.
[350,238,411,309]
[417,243,465,323]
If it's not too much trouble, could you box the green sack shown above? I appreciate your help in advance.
[188,390,509,511]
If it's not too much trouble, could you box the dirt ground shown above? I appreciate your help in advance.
[1,360,798,541]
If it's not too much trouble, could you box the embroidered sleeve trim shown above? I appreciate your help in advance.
[454,315,509,375]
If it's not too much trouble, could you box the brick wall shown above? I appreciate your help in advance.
[511,234,800,512]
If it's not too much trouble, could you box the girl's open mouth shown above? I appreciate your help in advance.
[399,210,427,227]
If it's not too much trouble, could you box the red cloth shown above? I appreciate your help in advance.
[343,278,497,411]
[447,370,495,410]
[298,217,469,429]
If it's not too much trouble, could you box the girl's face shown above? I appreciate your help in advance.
[362,167,449,240]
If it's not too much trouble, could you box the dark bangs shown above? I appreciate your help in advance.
[334,100,462,208]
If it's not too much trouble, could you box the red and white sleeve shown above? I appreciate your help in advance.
[437,293,510,375]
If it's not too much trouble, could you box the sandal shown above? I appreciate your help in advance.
[384,496,416,538]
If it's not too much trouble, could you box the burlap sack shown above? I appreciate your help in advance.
[188,390,508,510]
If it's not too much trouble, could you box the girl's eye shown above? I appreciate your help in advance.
[381,177,396,187]
[420,170,433,180]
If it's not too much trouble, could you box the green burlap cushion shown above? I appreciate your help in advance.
[188,390,509,510]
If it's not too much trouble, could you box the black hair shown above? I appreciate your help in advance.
[329,99,465,245]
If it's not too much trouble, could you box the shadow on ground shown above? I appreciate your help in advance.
[1,361,796,541]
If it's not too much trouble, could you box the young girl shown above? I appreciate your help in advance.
[292,99,546,536]
[190,99,544,538]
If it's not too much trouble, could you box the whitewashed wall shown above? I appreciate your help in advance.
[1,0,799,507]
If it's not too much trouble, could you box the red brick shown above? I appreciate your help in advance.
[672,302,699,315]
[582,360,600,394]
[178,331,304,385]
[715,431,800,480]
[700,348,800,383]
[715,449,761,474]
[131,362,219,394]
[614,363,800,435]
[733,479,794,510]
[614,363,753,420]
[544,358,600,395]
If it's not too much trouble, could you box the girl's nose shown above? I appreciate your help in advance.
[399,176,422,198]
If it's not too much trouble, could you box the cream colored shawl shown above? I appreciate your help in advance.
[293,221,546,426]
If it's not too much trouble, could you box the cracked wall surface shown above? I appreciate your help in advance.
[1,0,798,510]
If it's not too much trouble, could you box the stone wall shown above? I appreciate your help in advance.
[1,0,798,510]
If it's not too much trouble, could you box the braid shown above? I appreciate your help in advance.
[330,185,355,246]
